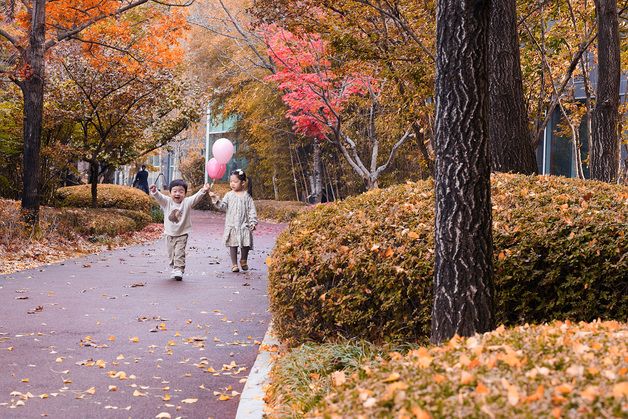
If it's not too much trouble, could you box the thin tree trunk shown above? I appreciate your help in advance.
[431,0,495,344]
[488,0,538,174]
[311,140,323,203]
[90,160,99,208]
[288,138,300,201]
[19,0,46,224]
[272,166,279,200]
[590,0,620,182]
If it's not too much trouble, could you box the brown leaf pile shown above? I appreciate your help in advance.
[0,199,162,275]
[268,321,628,418]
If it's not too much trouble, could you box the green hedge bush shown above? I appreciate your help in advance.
[55,184,153,213]
[268,174,628,344]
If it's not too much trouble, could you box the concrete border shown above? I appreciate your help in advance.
[235,324,278,419]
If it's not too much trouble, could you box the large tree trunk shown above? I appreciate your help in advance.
[431,0,495,344]
[488,0,537,174]
[20,0,46,224]
[590,0,620,182]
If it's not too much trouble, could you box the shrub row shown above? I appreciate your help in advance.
[55,184,154,213]
[268,174,628,344]
[255,200,309,222]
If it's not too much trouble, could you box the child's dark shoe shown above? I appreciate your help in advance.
[240,260,249,271]
[231,265,240,273]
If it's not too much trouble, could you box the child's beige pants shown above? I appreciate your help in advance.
[166,234,188,272]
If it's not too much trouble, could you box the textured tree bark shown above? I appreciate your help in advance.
[590,0,620,182]
[19,0,46,225]
[488,0,538,174]
[431,0,495,344]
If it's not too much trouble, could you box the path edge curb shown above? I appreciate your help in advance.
[235,323,278,419]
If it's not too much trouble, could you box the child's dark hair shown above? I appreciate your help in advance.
[169,179,188,193]
[231,169,253,197]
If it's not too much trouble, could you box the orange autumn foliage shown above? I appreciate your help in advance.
[5,1,188,76]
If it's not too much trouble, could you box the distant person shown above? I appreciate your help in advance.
[209,169,257,273]
[150,179,210,281]
[133,165,149,194]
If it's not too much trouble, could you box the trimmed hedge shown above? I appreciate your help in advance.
[55,184,153,213]
[56,208,152,237]
[268,174,628,344]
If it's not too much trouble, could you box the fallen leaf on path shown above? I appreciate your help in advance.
[181,398,198,404]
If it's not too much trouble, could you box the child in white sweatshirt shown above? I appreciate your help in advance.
[150,179,210,280]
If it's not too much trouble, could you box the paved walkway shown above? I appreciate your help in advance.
[0,210,285,419]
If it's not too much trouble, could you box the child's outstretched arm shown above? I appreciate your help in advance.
[188,183,210,208]
[209,191,228,212]
[150,184,168,208]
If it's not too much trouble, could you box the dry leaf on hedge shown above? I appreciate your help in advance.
[331,371,347,386]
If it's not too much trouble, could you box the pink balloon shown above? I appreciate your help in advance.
[212,138,234,164]
[206,158,226,180]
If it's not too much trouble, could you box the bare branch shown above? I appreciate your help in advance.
[0,26,19,48]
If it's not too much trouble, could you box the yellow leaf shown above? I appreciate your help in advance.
[55,357,64,363]
[460,371,475,385]
[331,371,347,387]
[130,337,139,343]
[162,394,171,401]
[107,335,116,341]
[167,340,176,346]
[132,389,147,397]
[411,406,431,419]
[116,354,125,360]
[155,413,171,419]
[432,374,446,384]
[612,382,628,398]
[580,385,599,402]
[554,383,573,395]
[85,387,96,395]
[475,382,489,395]
[507,385,520,406]
[525,385,544,402]
[21,378,29,383]
[112,371,127,380]
[382,372,401,383]
[95,359,106,369]
[181,398,198,403]
[159,323,167,331]
[265,256,273,267]
[39,394,49,399]
[407,231,420,240]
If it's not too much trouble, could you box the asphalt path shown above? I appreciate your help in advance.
[0,210,285,419]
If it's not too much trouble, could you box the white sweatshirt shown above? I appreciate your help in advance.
[151,188,207,236]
